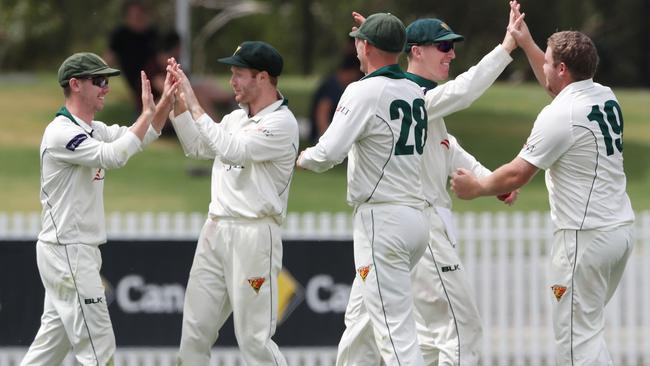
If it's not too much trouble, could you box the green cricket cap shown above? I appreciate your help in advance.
[218,41,284,77]
[58,52,120,87]
[349,13,406,53]
[405,18,464,52]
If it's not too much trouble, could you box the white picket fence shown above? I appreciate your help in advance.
[0,347,338,366]
[1,210,649,365]
[0,211,355,241]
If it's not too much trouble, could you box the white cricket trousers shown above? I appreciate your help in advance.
[411,207,481,366]
[549,224,633,366]
[21,242,115,366]
[337,204,428,366]
[177,217,287,366]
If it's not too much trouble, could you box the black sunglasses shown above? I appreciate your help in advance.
[434,41,455,53]
[84,76,109,88]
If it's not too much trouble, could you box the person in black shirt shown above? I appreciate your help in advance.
[106,0,159,111]
[308,54,362,144]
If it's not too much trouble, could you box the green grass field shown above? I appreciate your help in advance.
[1,73,648,213]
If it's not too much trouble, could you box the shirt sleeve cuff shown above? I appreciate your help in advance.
[173,110,194,125]
[141,125,161,149]
[196,113,215,129]
[494,44,514,63]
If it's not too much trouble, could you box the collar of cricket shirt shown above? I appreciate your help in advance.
[56,106,94,136]
[242,92,289,123]
[361,64,406,81]
[557,78,595,99]
[404,71,438,92]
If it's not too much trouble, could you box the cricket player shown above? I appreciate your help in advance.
[168,41,299,366]
[298,13,430,365]
[452,6,635,364]
[347,7,521,364]
[21,52,176,366]
[406,14,521,366]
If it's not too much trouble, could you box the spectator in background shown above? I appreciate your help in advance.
[106,0,160,111]
[308,54,363,144]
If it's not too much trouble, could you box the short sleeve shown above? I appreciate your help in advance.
[518,106,573,170]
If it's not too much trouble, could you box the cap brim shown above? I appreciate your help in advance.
[92,68,121,77]
[217,55,250,68]
[81,65,121,77]
[349,30,373,47]
[62,67,120,86]
[434,33,464,42]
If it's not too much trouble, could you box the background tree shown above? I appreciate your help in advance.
[0,0,647,86]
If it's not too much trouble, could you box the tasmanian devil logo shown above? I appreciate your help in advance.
[248,277,266,293]
[255,126,274,136]
[93,168,104,181]
[357,265,372,281]
[551,285,567,301]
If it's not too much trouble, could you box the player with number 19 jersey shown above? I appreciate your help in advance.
[299,64,428,209]
[518,79,634,230]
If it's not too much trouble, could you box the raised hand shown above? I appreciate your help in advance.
[160,68,180,106]
[167,61,198,107]
[140,71,155,115]
[507,0,547,89]
[166,58,205,120]
[507,1,532,48]
[351,11,366,32]
[148,68,181,133]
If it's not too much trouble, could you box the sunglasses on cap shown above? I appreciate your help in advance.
[82,76,109,88]
[434,41,454,53]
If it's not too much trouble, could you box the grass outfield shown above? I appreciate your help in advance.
[1,73,648,213]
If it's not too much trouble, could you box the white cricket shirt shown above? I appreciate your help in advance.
[298,64,428,209]
[518,79,634,230]
[38,107,158,245]
[171,98,299,224]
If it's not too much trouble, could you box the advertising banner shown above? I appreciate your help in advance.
[0,240,354,346]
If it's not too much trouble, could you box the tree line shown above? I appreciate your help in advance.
[1,0,648,86]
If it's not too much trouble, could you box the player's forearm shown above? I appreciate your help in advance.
[188,102,206,121]
[478,172,522,196]
[179,84,205,121]
[478,159,535,196]
[426,45,512,119]
[520,41,546,88]
[151,97,174,133]
[129,111,153,141]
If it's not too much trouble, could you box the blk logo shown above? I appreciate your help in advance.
[441,264,460,273]
[84,297,104,305]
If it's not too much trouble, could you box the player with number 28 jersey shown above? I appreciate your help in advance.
[299,64,428,209]
[299,13,431,365]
